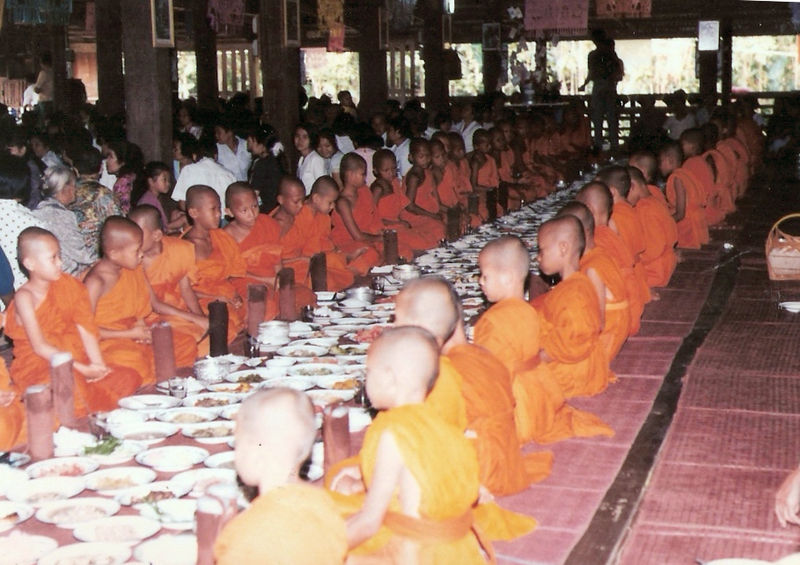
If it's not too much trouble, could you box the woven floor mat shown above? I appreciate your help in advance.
[611,338,681,376]
[682,371,800,414]
[656,407,800,470]
[634,462,791,534]
[636,320,695,338]
[495,528,576,565]
[702,321,800,348]
[719,298,796,323]
[535,441,631,490]
[569,397,656,446]
[665,270,716,290]
[641,290,709,323]
[617,528,799,565]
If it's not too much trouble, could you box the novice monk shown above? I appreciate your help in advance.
[129,205,209,362]
[403,138,446,246]
[473,235,614,441]
[576,181,644,336]
[626,167,678,287]
[680,128,724,226]
[337,326,493,563]
[85,217,205,384]
[183,185,246,343]
[557,202,631,360]
[530,217,615,397]
[659,141,709,249]
[629,150,669,208]
[214,388,347,565]
[6,227,140,413]
[276,176,355,291]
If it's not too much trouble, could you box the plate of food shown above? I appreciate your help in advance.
[180,421,235,444]
[312,374,360,390]
[203,451,236,470]
[183,392,242,409]
[0,532,58,565]
[135,445,210,472]
[0,501,33,533]
[205,381,259,394]
[287,363,345,378]
[275,344,329,359]
[7,476,85,506]
[154,407,219,425]
[118,394,181,411]
[259,375,316,391]
[84,467,157,493]
[113,480,191,506]
[0,464,28,497]
[305,389,356,407]
[296,337,339,348]
[135,498,196,530]
[109,422,179,445]
[26,456,99,479]
[83,438,147,466]
[218,404,240,420]
[36,497,120,527]
[73,515,162,543]
[329,343,369,360]
[169,468,236,497]
[39,542,131,565]
[134,534,197,565]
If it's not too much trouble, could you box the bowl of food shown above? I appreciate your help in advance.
[345,286,375,304]
[108,422,179,445]
[392,264,421,282]
[193,357,236,384]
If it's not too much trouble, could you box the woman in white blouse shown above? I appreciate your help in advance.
[294,124,326,195]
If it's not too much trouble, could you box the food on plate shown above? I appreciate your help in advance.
[329,345,366,356]
[83,437,122,456]
[292,366,334,377]
[331,378,358,390]
[353,325,386,343]
[90,476,140,491]
[166,412,210,424]
[29,462,90,478]
[123,431,168,441]
[237,373,264,383]
[187,425,232,438]
[193,397,232,408]
[129,489,177,505]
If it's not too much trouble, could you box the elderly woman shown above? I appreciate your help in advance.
[33,165,94,276]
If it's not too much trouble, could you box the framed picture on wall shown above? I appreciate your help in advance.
[284,0,301,47]
[151,0,174,48]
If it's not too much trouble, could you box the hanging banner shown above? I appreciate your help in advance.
[7,0,73,25]
[208,0,245,35]
[595,0,651,18]
[524,0,588,37]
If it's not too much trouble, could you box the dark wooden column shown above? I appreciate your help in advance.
[193,0,218,109]
[120,0,173,163]
[481,0,502,94]
[259,0,301,158]
[50,25,68,112]
[421,0,447,113]
[720,20,733,103]
[95,0,125,116]
[356,1,387,117]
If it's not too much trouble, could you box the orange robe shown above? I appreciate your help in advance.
[447,343,553,495]
[612,200,651,303]
[402,172,446,248]
[473,297,614,444]
[684,154,723,226]
[279,205,355,292]
[215,483,348,565]
[436,163,462,208]
[0,358,25,450]
[635,196,678,288]
[142,236,204,365]
[579,247,631,360]
[665,167,709,249]
[595,225,644,335]
[425,356,467,432]
[6,273,141,414]
[190,228,247,342]
[530,271,614,397]
[704,149,736,217]
[331,186,383,275]
[736,118,763,171]
[374,180,432,258]
[647,184,669,208]
[717,138,749,200]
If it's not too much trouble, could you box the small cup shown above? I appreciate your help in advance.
[168,377,187,399]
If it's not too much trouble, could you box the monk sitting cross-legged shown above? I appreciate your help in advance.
[403,138,446,248]
[557,202,631,360]
[6,227,141,414]
[85,217,206,385]
[214,388,348,565]
[473,235,614,442]
[182,185,246,343]
[529,217,617,398]
[274,176,355,292]
[680,128,725,226]
[332,326,494,564]
[129,205,210,363]
[629,150,669,209]
[659,141,709,249]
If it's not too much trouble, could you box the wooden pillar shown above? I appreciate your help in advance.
[421,0,447,113]
[95,0,125,116]
[356,2,387,116]
[194,0,218,109]
[259,0,301,161]
[720,21,733,103]
[121,0,173,163]
[483,42,502,94]
[698,50,717,98]
[50,26,67,112]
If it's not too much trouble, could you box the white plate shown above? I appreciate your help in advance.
[0,501,34,532]
[260,375,315,391]
[287,363,345,378]
[113,480,191,506]
[0,532,58,565]
[780,301,800,313]
[0,465,29,496]
[103,408,149,427]
[183,392,242,409]
[305,389,356,407]
[0,452,30,467]
[134,534,197,565]
[7,476,85,506]
[349,407,373,433]
[223,367,284,384]
[84,440,147,466]
[296,337,339,348]
[313,374,361,389]
[181,422,235,444]
[265,356,298,369]
[39,542,131,565]
[73,515,162,543]
[154,407,219,425]
[26,456,99,479]
[170,468,236,497]
[276,344,329,359]
[36,497,120,527]
[109,422,179,445]
[335,317,373,325]
[205,381,262,394]
[155,377,205,396]
[203,451,236,470]
[135,498,196,529]
[218,404,240,420]
[136,445,209,472]
[84,467,157,493]
[118,394,181,411]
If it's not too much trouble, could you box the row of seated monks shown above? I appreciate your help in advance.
[0,106,762,563]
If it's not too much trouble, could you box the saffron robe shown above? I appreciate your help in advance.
[717,138,749,200]
[579,247,631,360]
[683,154,722,226]
[425,356,468,432]
[612,200,651,303]
[6,273,141,414]
[635,196,678,288]
[331,186,383,275]
[647,184,669,208]
[595,225,644,335]
[704,148,737,217]
[401,173,446,247]
[374,180,433,258]
[665,167,709,249]
[436,163,462,208]
[215,483,348,565]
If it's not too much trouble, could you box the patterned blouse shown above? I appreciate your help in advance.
[70,179,123,261]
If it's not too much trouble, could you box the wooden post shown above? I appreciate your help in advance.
[310,253,328,292]
[277,268,299,321]
[421,0,447,113]
[94,0,125,116]
[121,0,173,163]
[446,207,461,241]
[50,25,67,113]
[356,1,388,116]
[720,20,733,103]
[194,0,219,110]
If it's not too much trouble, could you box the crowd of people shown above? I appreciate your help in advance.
[0,89,767,562]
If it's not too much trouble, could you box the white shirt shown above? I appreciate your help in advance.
[663,114,698,141]
[335,135,355,154]
[172,157,237,204]
[325,151,345,177]
[22,84,39,108]
[216,137,251,181]
[297,150,326,195]
[0,200,47,289]
[392,138,412,178]
[41,151,63,169]
[98,161,116,190]
[354,147,376,185]
[461,121,481,153]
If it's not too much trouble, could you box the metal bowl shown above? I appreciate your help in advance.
[392,264,421,282]
[193,357,236,384]
[345,287,375,304]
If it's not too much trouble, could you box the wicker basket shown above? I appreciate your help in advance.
[766,213,800,280]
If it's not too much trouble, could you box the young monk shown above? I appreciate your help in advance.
[679,128,723,226]
[712,112,750,200]
[701,123,737,218]
[629,150,669,208]
[556,202,631,360]
[275,176,355,291]
[0,358,25,450]
[337,326,492,563]
[473,235,614,441]
[659,141,710,249]
[85,217,205,384]
[214,388,347,565]
[577,181,644,336]
[626,167,678,287]
[129,205,210,362]
[403,138,446,246]
[430,139,460,211]
[331,153,384,274]
[447,132,482,228]
[6,227,140,413]
[530,216,616,397]
[183,185,246,342]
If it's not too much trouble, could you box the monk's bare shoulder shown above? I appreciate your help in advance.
[83,260,119,299]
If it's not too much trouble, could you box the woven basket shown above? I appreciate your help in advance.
[766,213,800,280]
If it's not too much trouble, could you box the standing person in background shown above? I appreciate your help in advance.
[580,30,624,152]
[71,147,122,261]
[22,73,39,113]
[33,52,54,125]
[215,118,251,181]
[294,123,326,195]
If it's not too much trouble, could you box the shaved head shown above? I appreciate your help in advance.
[279,176,306,199]
[394,277,459,344]
[311,175,339,198]
[129,205,163,232]
[100,216,142,254]
[479,236,530,280]
[658,141,683,163]
[367,326,440,402]
[679,128,706,156]
[186,184,220,210]
[629,151,658,183]
[540,215,585,259]
[557,201,594,244]
[576,181,613,225]
[596,165,631,198]
[225,181,257,208]
[17,227,58,275]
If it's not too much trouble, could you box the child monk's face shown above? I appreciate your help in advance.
[478,253,509,303]
[310,190,336,215]
[536,227,561,276]
[411,145,431,169]
[474,136,491,155]
[25,236,62,282]
[114,234,144,270]
[228,190,260,228]
[343,166,366,189]
[278,185,305,217]
[190,195,222,230]
[450,141,466,161]
[658,154,675,177]
[430,145,446,169]
[135,222,160,254]
[500,123,513,143]
[490,131,506,152]
[375,157,397,183]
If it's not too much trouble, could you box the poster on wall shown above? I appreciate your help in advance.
[151,0,175,48]
[524,0,588,37]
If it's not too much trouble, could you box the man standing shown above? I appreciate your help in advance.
[580,30,624,152]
